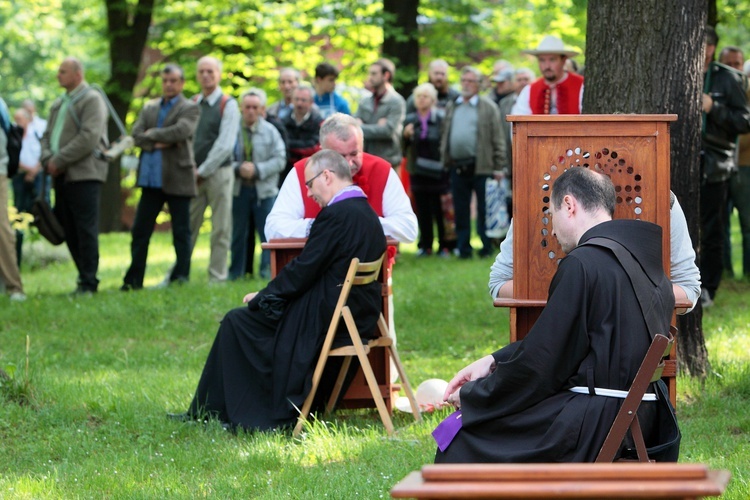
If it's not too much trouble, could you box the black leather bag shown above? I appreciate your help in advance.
[414,157,444,179]
[31,176,65,246]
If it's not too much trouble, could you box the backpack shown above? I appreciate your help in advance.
[5,123,23,178]
[0,99,23,177]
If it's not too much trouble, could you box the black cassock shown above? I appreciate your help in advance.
[436,219,676,463]
[186,196,386,431]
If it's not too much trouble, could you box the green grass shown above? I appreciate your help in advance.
[1,222,749,499]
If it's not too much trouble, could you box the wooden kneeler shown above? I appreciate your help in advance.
[293,255,421,437]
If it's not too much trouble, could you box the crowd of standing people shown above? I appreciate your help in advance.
[0,29,747,312]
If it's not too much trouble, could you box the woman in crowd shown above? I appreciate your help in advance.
[402,83,449,257]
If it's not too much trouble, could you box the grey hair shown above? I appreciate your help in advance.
[460,65,482,80]
[307,149,352,182]
[162,63,185,81]
[197,56,222,73]
[279,67,301,82]
[319,113,362,145]
[293,83,315,100]
[515,67,535,80]
[428,59,449,72]
[241,87,268,106]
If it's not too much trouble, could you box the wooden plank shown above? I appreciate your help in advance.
[391,464,730,499]
[419,463,710,481]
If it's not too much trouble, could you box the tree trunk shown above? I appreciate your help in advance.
[583,0,709,378]
[100,0,154,232]
[382,0,420,99]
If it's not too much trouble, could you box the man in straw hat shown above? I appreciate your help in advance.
[511,35,583,115]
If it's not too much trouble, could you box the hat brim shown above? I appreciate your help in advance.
[522,49,579,57]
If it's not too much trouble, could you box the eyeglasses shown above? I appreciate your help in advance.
[305,170,325,189]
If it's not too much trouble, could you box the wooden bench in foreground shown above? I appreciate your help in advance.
[390,463,730,499]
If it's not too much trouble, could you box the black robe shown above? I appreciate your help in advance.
[436,219,675,463]
[187,196,386,431]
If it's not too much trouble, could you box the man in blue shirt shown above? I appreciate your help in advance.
[121,64,200,290]
[313,62,351,119]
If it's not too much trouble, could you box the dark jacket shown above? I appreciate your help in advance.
[402,108,444,173]
[132,94,200,197]
[702,61,750,183]
[282,110,322,166]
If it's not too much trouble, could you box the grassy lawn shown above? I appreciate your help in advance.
[1,221,748,499]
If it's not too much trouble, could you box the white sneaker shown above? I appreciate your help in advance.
[9,292,27,302]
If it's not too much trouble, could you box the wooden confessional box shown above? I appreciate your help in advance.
[494,115,683,404]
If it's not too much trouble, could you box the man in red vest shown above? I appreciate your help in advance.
[511,35,583,115]
[265,113,417,242]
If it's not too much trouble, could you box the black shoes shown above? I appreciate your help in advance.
[166,412,192,422]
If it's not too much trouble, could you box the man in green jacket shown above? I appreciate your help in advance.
[41,57,108,294]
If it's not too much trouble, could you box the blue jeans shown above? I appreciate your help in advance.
[229,185,275,280]
[450,169,491,257]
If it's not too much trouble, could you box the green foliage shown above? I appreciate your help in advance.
[0,0,109,113]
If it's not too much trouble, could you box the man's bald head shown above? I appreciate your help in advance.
[57,57,84,92]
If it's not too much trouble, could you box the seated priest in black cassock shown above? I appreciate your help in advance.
[434,167,679,463]
[169,150,386,432]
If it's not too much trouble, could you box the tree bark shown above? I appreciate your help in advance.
[382,0,420,99]
[583,0,709,377]
[100,0,154,232]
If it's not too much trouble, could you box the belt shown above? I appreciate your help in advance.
[568,386,657,401]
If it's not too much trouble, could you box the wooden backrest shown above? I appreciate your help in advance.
[596,326,677,462]
[509,115,675,306]
[329,254,386,335]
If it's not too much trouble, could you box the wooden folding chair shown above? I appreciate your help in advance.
[293,254,421,437]
[596,326,677,462]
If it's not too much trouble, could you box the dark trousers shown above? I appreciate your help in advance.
[123,188,192,288]
[727,167,750,276]
[229,185,275,280]
[413,188,447,252]
[55,179,101,291]
[450,169,491,257]
[12,173,48,213]
[700,179,730,298]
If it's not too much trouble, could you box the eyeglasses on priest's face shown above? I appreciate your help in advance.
[305,170,326,189]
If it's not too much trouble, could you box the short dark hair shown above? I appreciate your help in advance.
[373,58,396,82]
[551,167,615,217]
[315,62,339,79]
[705,25,719,47]
[162,64,185,81]
[719,46,743,60]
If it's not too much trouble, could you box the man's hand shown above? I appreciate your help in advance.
[239,161,256,180]
[243,292,258,303]
[377,117,388,126]
[23,163,41,183]
[47,159,60,177]
[443,354,496,407]
[403,122,414,139]
[154,142,170,149]
[702,93,713,113]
